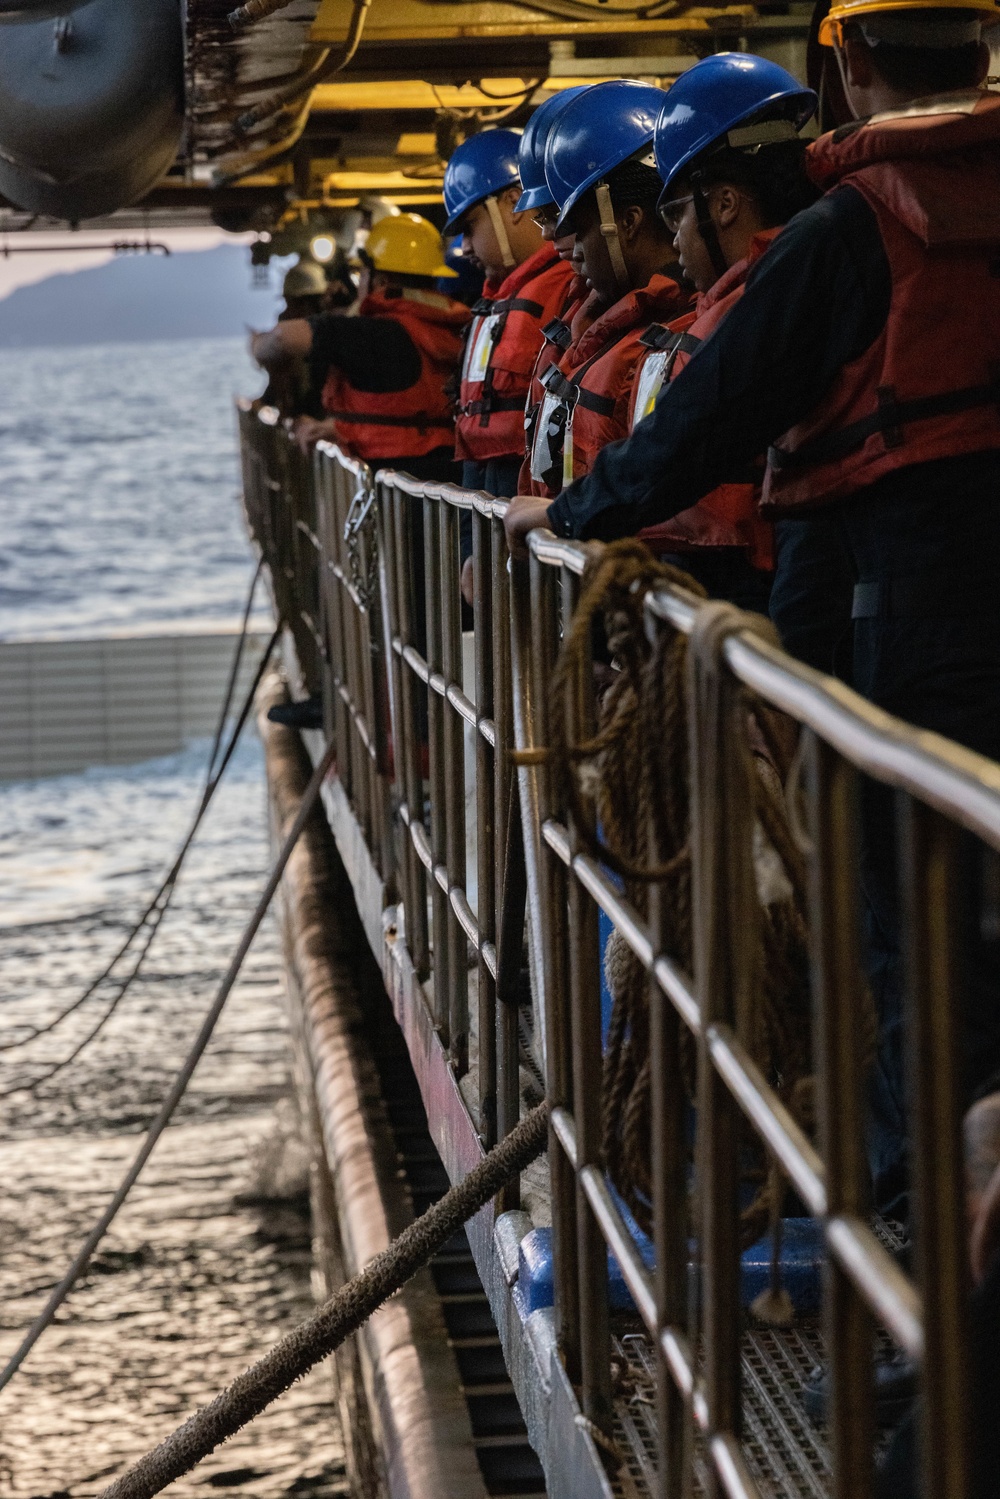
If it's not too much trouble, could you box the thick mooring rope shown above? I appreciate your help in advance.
[98,1102,550,1499]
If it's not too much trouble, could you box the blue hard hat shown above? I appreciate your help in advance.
[653,54,816,200]
[515,86,592,213]
[543,80,668,233]
[443,129,522,234]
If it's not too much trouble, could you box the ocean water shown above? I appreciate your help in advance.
[0,336,266,639]
[0,341,346,1492]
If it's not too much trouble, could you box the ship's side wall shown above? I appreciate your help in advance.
[259,678,489,1499]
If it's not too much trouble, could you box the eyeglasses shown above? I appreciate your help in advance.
[658,194,694,234]
[532,208,559,230]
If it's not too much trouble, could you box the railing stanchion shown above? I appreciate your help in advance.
[440,499,468,1077]
[474,504,498,1146]
[806,733,875,1499]
[899,796,971,1499]
[424,493,450,1043]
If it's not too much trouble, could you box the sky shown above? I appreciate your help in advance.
[0,228,250,303]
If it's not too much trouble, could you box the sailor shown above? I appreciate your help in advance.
[505,0,1000,1217]
[443,129,577,501]
[257,257,331,420]
[522,81,691,502]
[626,55,819,611]
[516,86,602,501]
[250,213,469,482]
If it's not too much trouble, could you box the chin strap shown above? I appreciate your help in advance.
[484,194,516,271]
[690,169,729,282]
[595,181,630,295]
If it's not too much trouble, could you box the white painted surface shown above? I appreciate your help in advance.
[0,629,268,780]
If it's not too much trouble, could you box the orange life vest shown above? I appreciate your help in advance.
[519,280,594,496]
[632,229,783,571]
[526,271,691,498]
[764,91,1000,512]
[455,242,577,463]
[321,289,470,462]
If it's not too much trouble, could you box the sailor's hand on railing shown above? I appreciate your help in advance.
[504,494,555,561]
[293,416,337,455]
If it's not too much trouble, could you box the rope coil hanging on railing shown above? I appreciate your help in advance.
[536,538,820,1246]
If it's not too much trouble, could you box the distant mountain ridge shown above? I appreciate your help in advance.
[0,243,281,348]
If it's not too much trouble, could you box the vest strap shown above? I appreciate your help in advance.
[471,294,546,318]
[768,376,1000,474]
[542,316,573,351]
[638,325,701,355]
[326,408,455,431]
[458,394,527,417]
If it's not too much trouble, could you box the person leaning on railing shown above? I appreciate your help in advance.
[250,214,470,483]
[441,127,578,603]
[517,83,696,544]
[505,0,1000,1228]
[622,56,822,614]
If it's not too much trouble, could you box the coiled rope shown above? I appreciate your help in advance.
[97,1102,549,1499]
[0,570,278,1094]
[0,736,335,1395]
[540,539,815,1245]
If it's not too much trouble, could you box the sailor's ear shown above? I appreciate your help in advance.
[713,184,742,230]
[618,203,645,243]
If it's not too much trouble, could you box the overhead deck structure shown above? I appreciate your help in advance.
[0,0,814,237]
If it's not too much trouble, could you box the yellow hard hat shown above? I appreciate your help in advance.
[364,213,457,278]
[819,0,1000,44]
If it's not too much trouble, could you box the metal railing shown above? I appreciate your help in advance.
[239,400,1000,1499]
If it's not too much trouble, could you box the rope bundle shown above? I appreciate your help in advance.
[543,539,815,1244]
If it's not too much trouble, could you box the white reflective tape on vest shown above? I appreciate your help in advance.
[462,313,502,383]
[530,389,566,483]
[631,350,669,431]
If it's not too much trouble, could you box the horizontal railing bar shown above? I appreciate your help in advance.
[330,561,368,616]
[294,519,322,552]
[711,1433,766,1499]
[552,1107,658,1333]
[542,818,571,866]
[315,439,370,481]
[580,1164,658,1332]
[335,682,376,759]
[550,1104,578,1169]
[375,471,510,523]
[400,642,431,684]
[826,1214,924,1361]
[542,819,701,1031]
[706,1023,827,1218]
[450,884,481,950]
[478,716,497,749]
[434,861,450,896]
[729,632,1000,852]
[573,853,653,970]
[526,527,588,576]
[660,1327,710,1432]
[430,670,447,699]
[653,954,701,1035]
[400,805,434,873]
[446,681,477,727]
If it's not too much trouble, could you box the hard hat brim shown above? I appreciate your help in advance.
[514,183,555,213]
[819,0,1000,44]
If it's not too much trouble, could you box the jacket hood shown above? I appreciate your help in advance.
[483,240,561,301]
[572,269,691,365]
[361,288,472,329]
[693,225,784,317]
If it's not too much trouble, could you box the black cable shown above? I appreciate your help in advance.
[0,572,275,1066]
